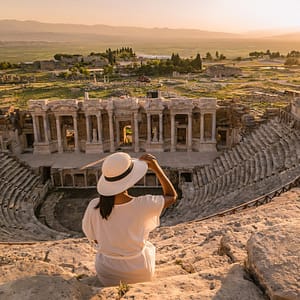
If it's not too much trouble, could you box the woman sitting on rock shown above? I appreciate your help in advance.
[82,152,177,286]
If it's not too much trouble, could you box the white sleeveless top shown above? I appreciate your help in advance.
[82,195,164,286]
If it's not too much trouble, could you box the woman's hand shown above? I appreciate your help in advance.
[139,153,158,171]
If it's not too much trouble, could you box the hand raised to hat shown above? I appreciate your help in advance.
[139,153,177,208]
[139,153,158,171]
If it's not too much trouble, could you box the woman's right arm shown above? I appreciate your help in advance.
[139,154,178,209]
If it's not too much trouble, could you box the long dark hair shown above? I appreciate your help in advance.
[94,195,115,220]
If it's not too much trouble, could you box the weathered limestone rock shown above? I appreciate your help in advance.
[218,230,246,263]
[246,223,300,300]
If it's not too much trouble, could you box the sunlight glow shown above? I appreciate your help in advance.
[0,0,299,32]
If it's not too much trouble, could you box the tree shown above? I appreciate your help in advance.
[205,52,213,60]
[284,57,299,66]
[171,53,181,66]
[287,50,300,58]
[191,53,202,70]
[215,51,219,59]
[0,61,12,69]
[219,54,226,60]
[106,48,115,65]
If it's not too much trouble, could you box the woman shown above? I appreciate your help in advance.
[82,152,177,286]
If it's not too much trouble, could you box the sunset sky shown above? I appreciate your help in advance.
[1,0,300,33]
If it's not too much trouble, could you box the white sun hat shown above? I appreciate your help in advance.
[97,152,148,196]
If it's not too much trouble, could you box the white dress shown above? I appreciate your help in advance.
[82,195,164,286]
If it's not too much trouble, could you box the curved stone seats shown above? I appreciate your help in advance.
[0,152,69,242]
[183,118,300,221]
[0,160,18,178]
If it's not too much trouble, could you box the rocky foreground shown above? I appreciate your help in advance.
[0,188,299,300]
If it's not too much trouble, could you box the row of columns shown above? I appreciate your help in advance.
[32,111,216,153]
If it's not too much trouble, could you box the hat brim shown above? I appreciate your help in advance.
[97,158,148,196]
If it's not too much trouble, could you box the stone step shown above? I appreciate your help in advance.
[0,160,18,177]
[204,165,212,183]
[256,130,268,148]
[219,154,229,172]
[24,175,40,192]
[259,151,267,179]
[224,152,233,169]
[199,168,208,185]
[260,126,274,145]
[264,149,273,177]
[275,142,285,170]
[11,168,28,185]
[210,167,217,183]
[236,144,247,160]
[249,158,256,183]
[216,158,224,175]
[249,132,262,150]
[0,157,14,171]
[280,140,292,169]
[196,171,204,187]
[232,147,242,163]
[228,149,238,166]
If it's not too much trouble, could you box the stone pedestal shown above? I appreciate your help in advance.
[199,141,217,153]
[85,142,104,154]
[33,141,57,154]
[145,142,164,152]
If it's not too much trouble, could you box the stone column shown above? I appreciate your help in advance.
[43,115,49,143]
[212,112,216,142]
[72,173,75,187]
[108,111,115,152]
[188,113,192,151]
[36,116,41,143]
[97,113,103,143]
[85,115,91,143]
[115,120,120,146]
[31,114,39,144]
[134,112,139,152]
[84,170,88,187]
[200,113,204,142]
[147,113,151,143]
[73,115,79,153]
[55,115,63,153]
[60,170,64,187]
[171,113,176,152]
[159,113,163,143]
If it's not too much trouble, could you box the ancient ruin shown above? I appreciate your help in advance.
[27,94,217,155]
[0,94,299,299]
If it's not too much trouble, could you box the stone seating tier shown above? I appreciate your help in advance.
[0,152,68,242]
[174,117,299,224]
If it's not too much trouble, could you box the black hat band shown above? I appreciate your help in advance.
[104,161,134,182]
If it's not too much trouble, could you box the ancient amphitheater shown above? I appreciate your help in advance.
[0,94,299,299]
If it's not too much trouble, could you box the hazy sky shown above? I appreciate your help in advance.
[1,0,300,33]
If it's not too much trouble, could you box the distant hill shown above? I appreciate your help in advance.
[269,32,300,40]
[0,19,241,42]
[1,20,300,42]
[0,20,299,63]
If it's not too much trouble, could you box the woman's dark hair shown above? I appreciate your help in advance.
[94,195,115,220]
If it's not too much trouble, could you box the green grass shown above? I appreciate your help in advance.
[0,60,298,115]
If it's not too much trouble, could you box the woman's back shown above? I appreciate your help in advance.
[82,194,164,285]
